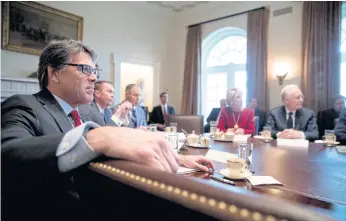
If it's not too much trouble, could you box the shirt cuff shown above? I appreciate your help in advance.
[56,121,101,173]
[111,115,124,126]
[300,131,306,139]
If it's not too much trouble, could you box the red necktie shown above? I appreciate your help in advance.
[70,110,82,127]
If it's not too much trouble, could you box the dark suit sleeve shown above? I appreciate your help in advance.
[303,112,319,140]
[206,109,215,123]
[265,111,279,136]
[148,106,157,124]
[171,107,176,115]
[1,95,63,173]
[335,108,346,144]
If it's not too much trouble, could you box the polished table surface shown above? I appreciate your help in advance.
[180,138,346,220]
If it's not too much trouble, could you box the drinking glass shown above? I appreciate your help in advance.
[148,124,157,132]
[323,130,336,146]
[170,122,178,133]
[210,121,217,135]
[165,133,178,149]
[237,142,253,171]
[260,126,272,139]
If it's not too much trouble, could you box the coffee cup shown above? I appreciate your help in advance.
[226,157,248,177]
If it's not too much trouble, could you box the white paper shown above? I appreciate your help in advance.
[336,145,346,154]
[247,176,283,186]
[277,138,309,148]
[177,166,199,174]
[205,149,238,164]
[233,134,251,142]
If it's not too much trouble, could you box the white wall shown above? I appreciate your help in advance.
[165,1,303,113]
[1,1,172,105]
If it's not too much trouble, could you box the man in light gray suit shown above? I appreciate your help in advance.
[112,84,147,128]
[335,108,346,144]
[266,84,318,140]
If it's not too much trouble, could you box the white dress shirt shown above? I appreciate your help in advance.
[161,104,168,115]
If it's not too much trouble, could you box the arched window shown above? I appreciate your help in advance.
[201,27,247,118]
[341,5,346,97]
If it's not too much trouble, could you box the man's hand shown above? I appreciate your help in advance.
[86,127,179,173]
[277,129,303,139]
[157,124,165,130]
[113,101,132,119]
[178,155,215,172]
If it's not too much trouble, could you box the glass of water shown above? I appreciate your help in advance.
[165,133,179,149]
[210,121,217,135]
[170,122,178,133]
[148,124,157,132]
[237,142,253,171]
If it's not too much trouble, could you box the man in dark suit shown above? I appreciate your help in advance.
[91,80,115,124]
[266,84,318,140]
[317,95,345,138]
[1,39,213,221]
[149,92,176,131]
[335,108,346,144]
[204,99,227,132]
[248,98,266,132]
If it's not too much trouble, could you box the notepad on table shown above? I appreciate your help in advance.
[336,145,346,154]
[247,176,283,186]
[205,149,238,164]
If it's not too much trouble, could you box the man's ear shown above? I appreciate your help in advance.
[48,66,60,84]
[94,90,100,97]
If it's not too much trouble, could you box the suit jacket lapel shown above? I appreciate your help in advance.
[158,106,164,122]
[36,89,73,133]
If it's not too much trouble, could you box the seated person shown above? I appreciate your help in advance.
[266,84,318,140]
[335,107,346,144]
[204,99,227,132]
[1,39,214,221]
[112,84,147,128]
[217,88,255,134]
[91,80,115,124]
[149,92,175,131]
[248,98,266,132]
[317,95,345,138]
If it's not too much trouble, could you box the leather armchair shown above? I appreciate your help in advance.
[165,115,204,134]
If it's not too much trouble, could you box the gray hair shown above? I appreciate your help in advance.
[280,84,299,102]
[332,95,346,104]
[125,84,138,93]
[37,39,97,89]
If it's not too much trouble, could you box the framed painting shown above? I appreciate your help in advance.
[1,1,83,55]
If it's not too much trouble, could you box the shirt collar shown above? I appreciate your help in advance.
[96,102,104,113]
[285,107,296,116]
[52,94,77,116]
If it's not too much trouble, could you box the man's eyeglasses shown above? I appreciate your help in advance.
[64,63,101,78]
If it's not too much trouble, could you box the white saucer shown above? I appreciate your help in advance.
[213,138,233,142]
[185,143,211,149]
[219,168,252,180]
[314,140,340,146]
[253,135,273,141]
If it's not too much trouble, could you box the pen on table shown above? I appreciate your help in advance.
[210,175,235,185]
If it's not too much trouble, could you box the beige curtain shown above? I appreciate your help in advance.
[301,2,342,112]
[246,8,270,112]
[181,25,202,115]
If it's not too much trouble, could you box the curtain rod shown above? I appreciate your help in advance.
[188,6,266,28]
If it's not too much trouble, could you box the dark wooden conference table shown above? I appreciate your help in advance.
[179,138,346,220]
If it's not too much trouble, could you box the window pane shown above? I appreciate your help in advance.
[341,17,346,52]
[206,36,247,67]
[203,73,227,118]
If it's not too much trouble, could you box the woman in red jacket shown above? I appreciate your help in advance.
[217,88,255,135]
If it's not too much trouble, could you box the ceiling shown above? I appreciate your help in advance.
[145,1,210,13]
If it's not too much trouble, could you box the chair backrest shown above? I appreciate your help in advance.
[254,116,259,135]
[165,115,204,134]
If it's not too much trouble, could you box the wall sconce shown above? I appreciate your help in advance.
[276,72,288,85]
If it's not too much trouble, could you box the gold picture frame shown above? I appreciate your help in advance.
[1,1,83,55]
